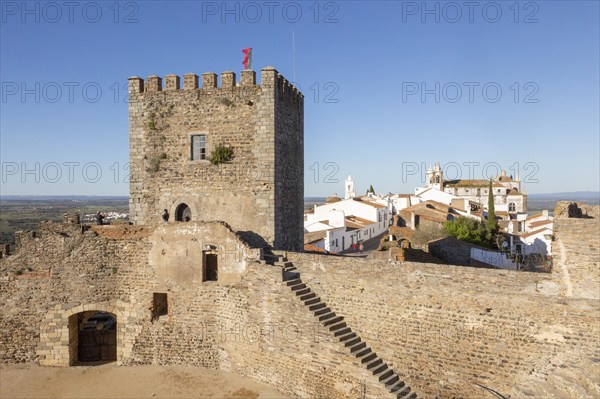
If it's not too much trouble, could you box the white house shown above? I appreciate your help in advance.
[304,177,392,253]
[506,210,554,256]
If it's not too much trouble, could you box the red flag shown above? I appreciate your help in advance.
[242,48,252,70]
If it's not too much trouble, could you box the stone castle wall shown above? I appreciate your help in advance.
[128,67,303,251]
[287,251,600,398]
[1,206,598,399]
[552,201,600,300]
[0,222,390,398]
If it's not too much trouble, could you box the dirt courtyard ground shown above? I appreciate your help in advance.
[0,364,289,399]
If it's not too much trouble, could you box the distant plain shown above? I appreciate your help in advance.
[1,193,598,248]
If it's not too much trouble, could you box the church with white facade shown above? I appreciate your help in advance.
[415,162,528,216]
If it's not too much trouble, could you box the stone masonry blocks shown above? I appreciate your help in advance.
[128,67,304,250]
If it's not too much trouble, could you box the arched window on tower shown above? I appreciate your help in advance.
[435,176,440,183]
[509,203,516,212]
[175,203,192,221]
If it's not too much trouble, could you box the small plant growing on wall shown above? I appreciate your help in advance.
[209,144,234,165]
[219,97,235,107]
[147,158,161,173]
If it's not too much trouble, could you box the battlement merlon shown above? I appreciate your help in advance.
[127,67,303,100]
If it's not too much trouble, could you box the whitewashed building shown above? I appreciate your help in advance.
[506,210,554,256]
[304,177,392,253]
[415,162,528,215]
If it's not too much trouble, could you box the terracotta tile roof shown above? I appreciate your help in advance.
[521,227,552,239]
[344,221,362,230]
[527,212,544,220]
[345,215,375,226]
[304,244,327,253]
[498,176,514,182]
[528,219,553,229]
[400,200,454,224]
[353,197,387,209]
[304,230,327,244]
[444,180,489,188]
[492,182,505,188]
[388,226,415,239]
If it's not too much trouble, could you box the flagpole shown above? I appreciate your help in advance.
[292,28,296,83]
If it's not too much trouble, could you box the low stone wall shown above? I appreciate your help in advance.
[428,236,472,266]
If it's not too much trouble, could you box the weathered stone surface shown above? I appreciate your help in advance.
[128,68,303,251]
[1,205,598,398]
[0,222,390,398]
[555,200,600,219]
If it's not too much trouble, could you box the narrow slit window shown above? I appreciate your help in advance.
[191,134,206,160]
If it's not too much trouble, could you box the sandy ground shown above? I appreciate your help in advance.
[0,364,289,399]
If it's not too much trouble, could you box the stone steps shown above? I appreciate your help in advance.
[282,261,417,398]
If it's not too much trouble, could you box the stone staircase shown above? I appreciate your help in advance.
[261,253,417,399]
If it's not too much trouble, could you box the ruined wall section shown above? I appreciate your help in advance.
[288,252,600,399]
[553,202,600,300]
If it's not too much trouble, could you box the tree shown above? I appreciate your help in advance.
[413,223,446,245]
[487,180,499,234]
[368,185,375,194]
[443,217,492,248]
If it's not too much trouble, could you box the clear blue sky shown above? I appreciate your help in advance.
[1,0,598,196]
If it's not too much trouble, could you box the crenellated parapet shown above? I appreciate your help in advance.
[128,66,303,103]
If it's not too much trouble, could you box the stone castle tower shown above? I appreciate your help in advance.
[128,67,304,250]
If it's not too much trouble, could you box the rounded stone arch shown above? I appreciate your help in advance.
[175,203,192,221]
[38,302,127,367]
[169,198,199,222]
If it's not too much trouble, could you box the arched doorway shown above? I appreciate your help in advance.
[71,311,117,364]
[175,203,192,222]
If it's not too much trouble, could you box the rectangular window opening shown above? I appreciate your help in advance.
[191,134,206,160]
[204,253,218,282]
